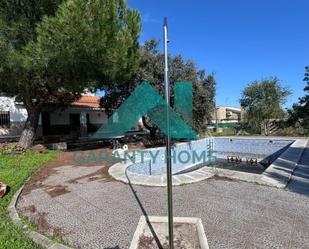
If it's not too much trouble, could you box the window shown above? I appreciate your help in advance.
[0,111,10,128]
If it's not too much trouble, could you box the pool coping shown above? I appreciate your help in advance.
[109,161,215,186]
[109,138,309,188]
[261,138,308,188]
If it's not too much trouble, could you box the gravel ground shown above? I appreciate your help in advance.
[16,159,309,249]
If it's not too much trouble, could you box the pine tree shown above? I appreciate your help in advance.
[0,0,141,147]
[101,39,216,137]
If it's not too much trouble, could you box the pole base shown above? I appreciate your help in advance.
[130,216,209,249]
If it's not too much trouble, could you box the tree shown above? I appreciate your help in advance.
[288,66,309,130]
[101,39,216,138]
[0,0,141,148]
[240,78,291,135]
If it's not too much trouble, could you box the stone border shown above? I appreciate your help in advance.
[8,184,72,249]
[109,160,268,187]
[109,138,309,188]
[109,161,215,186]
[129,216,209,249]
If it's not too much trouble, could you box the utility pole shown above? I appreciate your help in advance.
[215,106,219,132]
[164,17,174,249]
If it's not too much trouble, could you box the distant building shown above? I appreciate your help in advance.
[211,106,243,128]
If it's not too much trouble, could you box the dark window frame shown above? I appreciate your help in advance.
[0,111,10,128]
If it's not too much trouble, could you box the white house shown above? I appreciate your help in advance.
[0,96,28,136]
[0,95,108,139]
[0,95,144,141]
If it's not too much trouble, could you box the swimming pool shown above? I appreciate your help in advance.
[128,138,214,176]
[127,137,294,176]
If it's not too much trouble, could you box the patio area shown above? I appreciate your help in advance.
[15,149,309,249]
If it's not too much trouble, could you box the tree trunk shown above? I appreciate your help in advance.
[18,109,40,149]
[142,116,157,140]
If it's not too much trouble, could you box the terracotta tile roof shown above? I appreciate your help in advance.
[70,96,101,108]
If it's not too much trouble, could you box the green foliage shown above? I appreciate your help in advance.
[288,66,309,130]
[193,74,216,133]
[1,0,141,96]
[277,127,309,137]
[240,78,291,134]
[210,128,237,137]
[209,127,260,137]
[0,150,56,248]
[0,0,141,147]
[102,39,216,135]
[0,0,63,49]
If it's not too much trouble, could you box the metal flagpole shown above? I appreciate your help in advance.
[164,17,174,249]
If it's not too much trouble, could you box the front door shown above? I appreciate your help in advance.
[41,112,50,135]
[69,113,80,137]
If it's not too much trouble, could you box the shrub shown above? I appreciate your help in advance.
[1,143,25,156]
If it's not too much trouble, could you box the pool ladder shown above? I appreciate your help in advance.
[207,137,215,164]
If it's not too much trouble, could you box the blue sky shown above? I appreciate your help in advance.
[127,0,309,108]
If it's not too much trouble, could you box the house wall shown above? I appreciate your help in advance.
[226,110,240,121]
[44,108,108,136]
[0,96,109,138]
[49,110,70,125]
[89,111,108,124]
[48,109,107,126]
[0,96,137,139]
[212,106,242,124]
[217,107,227,120]
[0,96,28,136]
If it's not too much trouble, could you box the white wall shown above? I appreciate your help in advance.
[0,96,28,122]
[89,111,107,124]
[0,97,110,127]
[0,97,28,136]
[0,96,108,136]
[49,109,108,126]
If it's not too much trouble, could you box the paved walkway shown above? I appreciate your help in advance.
[17,152,309,249]
[288,141,309,196]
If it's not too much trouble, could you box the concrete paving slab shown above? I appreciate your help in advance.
[288,141,309,196]
[12,139,309,249]
[262,139,308,188]
[17,173,309,249]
